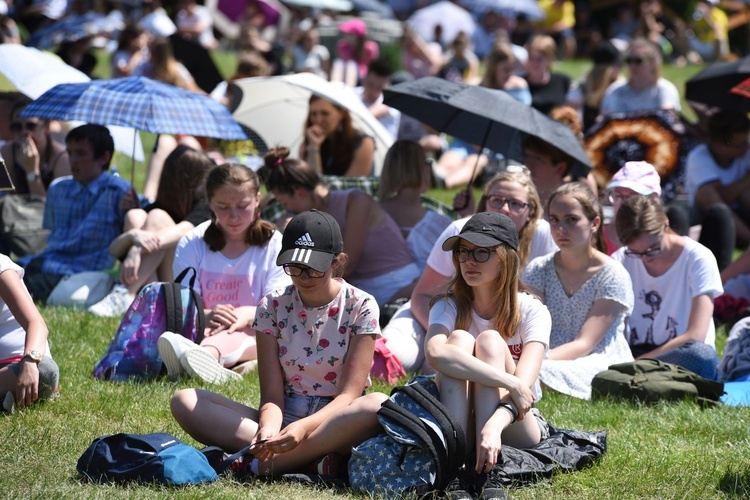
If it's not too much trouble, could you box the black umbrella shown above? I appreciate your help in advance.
[685,56,750,112]
[382,77,592,182]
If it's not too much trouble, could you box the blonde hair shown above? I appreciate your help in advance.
[482,171,541,266]
[527,34,557,62]
[435,244,524,340]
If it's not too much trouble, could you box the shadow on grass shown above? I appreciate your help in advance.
[719,466,750,497]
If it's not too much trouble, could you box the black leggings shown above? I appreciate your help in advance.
[667,201,736,271]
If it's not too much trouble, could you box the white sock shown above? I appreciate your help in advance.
[218,336,256,367]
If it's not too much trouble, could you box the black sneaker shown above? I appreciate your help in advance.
[445,470,475,500]
[474,469,507,500]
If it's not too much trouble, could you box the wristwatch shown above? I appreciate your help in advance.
[22,350,43,363]
[26,171,39,183]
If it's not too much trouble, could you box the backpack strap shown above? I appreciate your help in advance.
[163,283,183,334]
[174,267,206,344]
[399,383,466,479]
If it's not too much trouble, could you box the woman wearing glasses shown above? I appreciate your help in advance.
[612,195,722,379]
[158,163,291,384]
[0,97,69,196]
[425,212,550,497]
[599,37,681,116]
[523,182,634,399]
[171,209,387,478]
[380,171,556,379]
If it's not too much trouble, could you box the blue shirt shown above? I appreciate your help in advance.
[20,172,130,275]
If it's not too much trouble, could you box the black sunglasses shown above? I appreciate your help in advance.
[10,121,39,133]
[453,247,497,263]
[283,265,325,278]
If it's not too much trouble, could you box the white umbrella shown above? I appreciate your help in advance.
[280,0,353,12]
[407,1,476,46]
[0,44,145,162]
[231,73,393,175]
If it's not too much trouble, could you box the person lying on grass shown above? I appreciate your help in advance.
[170,210,388,477]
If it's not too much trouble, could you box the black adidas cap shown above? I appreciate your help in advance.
[277,209,344,272]
[442,212,519,252]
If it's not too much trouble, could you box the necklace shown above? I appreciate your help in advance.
[556,254,595,297]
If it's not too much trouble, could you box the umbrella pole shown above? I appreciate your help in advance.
[460,126,492,210]
[130,130,136,187]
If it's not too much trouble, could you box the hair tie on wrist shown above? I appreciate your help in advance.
[497,401,518,423]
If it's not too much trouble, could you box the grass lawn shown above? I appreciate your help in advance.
[1,306,749,498]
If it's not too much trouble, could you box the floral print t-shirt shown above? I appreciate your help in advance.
[253,278,381,397]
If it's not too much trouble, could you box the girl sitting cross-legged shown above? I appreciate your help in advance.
[170,210,388,477]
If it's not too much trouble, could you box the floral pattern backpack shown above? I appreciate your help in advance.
[92,268,205,381]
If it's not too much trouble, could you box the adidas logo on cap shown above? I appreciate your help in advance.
[295,233,314,247]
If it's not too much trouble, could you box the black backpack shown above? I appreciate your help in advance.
[349,377,467,497]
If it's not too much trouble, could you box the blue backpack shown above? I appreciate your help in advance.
[77,432,218,486]
[349,376,467,497]
[92,267,205,381]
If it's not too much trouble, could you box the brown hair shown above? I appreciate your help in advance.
[527,34,557,61]
[378,140,427,200]
[155,145,213,221]
[434,244,525,341]
[615,195,668,245]
[480,41,516,89]
[548,182,606,253]
[262,146,321,195]
[483,171,541,266]
[303,95,360,176]
[203,163,275,251]
[523,136,575,177]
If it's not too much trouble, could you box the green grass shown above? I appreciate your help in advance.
[1,306,747,498]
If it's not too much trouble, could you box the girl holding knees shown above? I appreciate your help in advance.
[158,164,291,384]
[170,210,387,477]
[425,212,551,496]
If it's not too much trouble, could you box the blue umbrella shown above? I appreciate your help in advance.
[25,12,123,50]
[351,0,394,18]
[459,0,545,21]
[19,76,247,140]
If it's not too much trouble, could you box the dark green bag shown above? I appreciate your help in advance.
[591,359,725,406]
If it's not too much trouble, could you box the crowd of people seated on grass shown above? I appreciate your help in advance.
[5,2,750,495]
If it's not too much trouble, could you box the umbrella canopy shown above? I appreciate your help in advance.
[207,0,289,40]
[351,0,394,18]
[0,45,144,162]
[25,12,123,50]
[407,1,476,47]
[383,77,591,179]
[19,76,247,140]
[459,0,545,21]
[584,109,702,202]
[230,72,394,175]
[685,56,750,113]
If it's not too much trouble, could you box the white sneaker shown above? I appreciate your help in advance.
[157,332,196,381]
[181,348,242,385]
[3,391,15,414]
[88,284,132,317]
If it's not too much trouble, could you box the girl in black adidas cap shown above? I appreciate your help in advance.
[425,212,551,498]
[171,209,389,478]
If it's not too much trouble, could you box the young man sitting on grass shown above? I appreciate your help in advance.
[19,124,131,304]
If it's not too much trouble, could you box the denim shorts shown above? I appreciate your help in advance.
[282,393,334,428]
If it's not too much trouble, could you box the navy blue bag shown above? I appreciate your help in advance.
[77,432,218,486]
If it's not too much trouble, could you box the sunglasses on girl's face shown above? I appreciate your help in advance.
[283,264,325,278]
[10,121,39,133]
[453,246,497,263]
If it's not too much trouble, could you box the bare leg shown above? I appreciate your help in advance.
[257,392,388,475]
[143,134,177,201]
[123,209,176,296]
[445,154,488,189]
[170,388,260,451]
[435,329,476,442]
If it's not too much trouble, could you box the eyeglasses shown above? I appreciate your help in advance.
[625,56,653,65]
[283,265,325,278]
[486,196,529,213]
[10,121,39,133]
[624,245,663,259]
[608,191,630,204]
[453,246,497,263]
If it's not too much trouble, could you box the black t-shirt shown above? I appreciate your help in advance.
[525,72,571,116]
